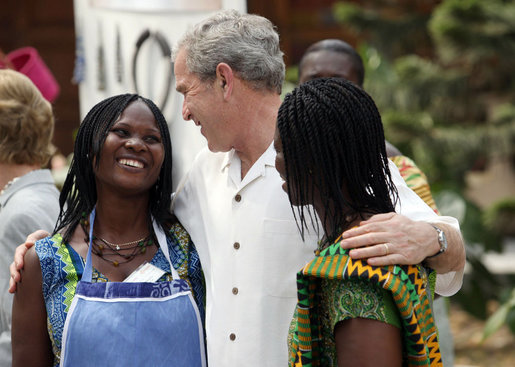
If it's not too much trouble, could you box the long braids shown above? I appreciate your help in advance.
[54,94,174,243]
[277,77,398,241]
[141,99,174,227]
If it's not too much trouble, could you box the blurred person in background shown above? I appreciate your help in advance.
[298,38,454,366]
[0,69,60,365]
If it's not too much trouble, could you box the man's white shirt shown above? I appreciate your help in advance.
[173,143,463,366]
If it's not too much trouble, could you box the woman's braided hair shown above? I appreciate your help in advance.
[277,77,398,241]
[55,94,174,242]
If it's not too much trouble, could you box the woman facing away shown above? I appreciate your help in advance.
[275,78,442,367]
[12,94,206,367]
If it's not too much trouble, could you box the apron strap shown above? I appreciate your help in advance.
[152,219,180,280]
[84,209,180,281]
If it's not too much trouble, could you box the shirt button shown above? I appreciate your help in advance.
[235,194,241,202]
[233,242,240,250]
[229,333,236,341]
[232,287,238,295]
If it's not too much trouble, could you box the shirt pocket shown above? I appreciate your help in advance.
[262,219,315,298]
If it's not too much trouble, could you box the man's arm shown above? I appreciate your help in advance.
[339,160,466,296]
[423,221,465,273]
[339,213,465,272]
[339,212,465,296]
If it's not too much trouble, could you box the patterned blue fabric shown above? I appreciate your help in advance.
[75,278,191,298]
[35,222,205,366]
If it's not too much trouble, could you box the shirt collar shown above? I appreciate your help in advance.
[221,142,276,189]
[221,149,237,172]
[0,169,52,207]
[220,142,276,172]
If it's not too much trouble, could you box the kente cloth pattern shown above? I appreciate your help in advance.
[287,275,402,366]
[35,222,204,367]
[390,155,440,214]
[289,236,442,367]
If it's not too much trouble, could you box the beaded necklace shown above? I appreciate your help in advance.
[79,214,155,267]
[0,177,20,196]
[0,169,44,196]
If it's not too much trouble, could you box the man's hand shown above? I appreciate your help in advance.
[340,212,466,296]
[9,230,49,293]
[339,212,441,267]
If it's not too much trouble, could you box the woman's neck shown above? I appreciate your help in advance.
[313,198,365,245]
[93,192,152,242]
[0,163,40,191]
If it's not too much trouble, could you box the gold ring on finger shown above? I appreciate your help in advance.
[383,243,389,256]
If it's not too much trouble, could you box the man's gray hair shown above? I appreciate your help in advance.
[174,9,285,94]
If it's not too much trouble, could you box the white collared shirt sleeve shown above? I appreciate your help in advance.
[389,160,464,296]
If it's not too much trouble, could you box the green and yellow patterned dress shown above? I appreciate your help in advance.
[288,234,441,367]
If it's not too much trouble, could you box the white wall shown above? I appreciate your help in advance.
[73,0,246,188]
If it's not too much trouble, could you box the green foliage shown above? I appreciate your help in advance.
[509,303,515,335]
[454,252,501,319]
[483,197,515,236]
[430,0,515,60]
[381,105,515,187]
[338,1,515,189]
[492,103,515,126]
[430,0,515,90]
[458,198,503,253]
[393,56,469,120]
[333,1,432,59]
[482,288,515,340]
[284,65,299,84]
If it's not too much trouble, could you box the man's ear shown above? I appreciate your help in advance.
[216,63,234,100]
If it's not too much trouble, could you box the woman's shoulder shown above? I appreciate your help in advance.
[302,240,350,273]
[307,240,419,289]
[33,234,78,295]
[34,233,70,266]
[35,233,64,251]
[320,276,401,329]
[313,239,432,308]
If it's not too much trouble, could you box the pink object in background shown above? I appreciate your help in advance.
[0,47,60,102]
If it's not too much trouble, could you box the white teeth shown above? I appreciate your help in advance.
[119,159,144,168]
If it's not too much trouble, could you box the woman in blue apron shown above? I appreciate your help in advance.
[12,94,206,367]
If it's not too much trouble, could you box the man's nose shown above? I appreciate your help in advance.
[182,101,191,121]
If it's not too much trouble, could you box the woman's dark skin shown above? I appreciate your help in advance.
[11,247,53,366]
[274,127,403,367]
[12,101,165,366]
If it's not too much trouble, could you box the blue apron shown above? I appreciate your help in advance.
[60,210,206,366]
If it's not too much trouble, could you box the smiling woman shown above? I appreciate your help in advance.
[11,94,206,367]
[94,100,165,196]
